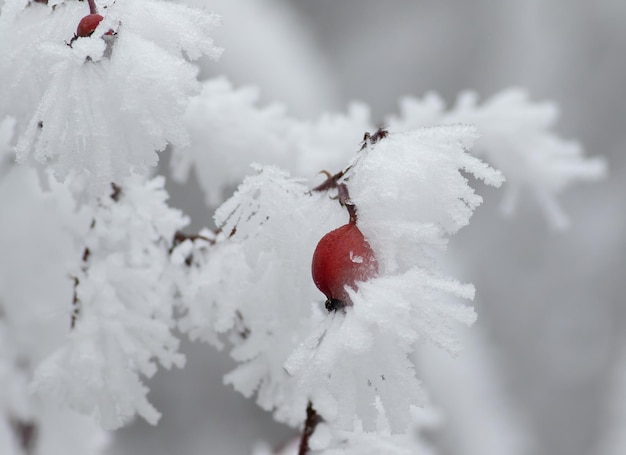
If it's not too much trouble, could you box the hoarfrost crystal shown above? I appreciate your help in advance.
[6,0,222,196]
[32,176,189,429]
[388,89,606,228]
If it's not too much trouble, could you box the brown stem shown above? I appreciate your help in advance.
[170,230,217,266]
[70,247,90,329]
[172,231,215,248]
[298,402,322,455]
[312,128,388,223]
[235,310,250,340]
[311,169,347,193]
[10,418,37,455]
[86,0,98,14]
[110,182,121,201]
[70,183,116,329]
[336,183,357,224]
[360,127,388,151]
[312,172,358,224]
[70,277,79,329]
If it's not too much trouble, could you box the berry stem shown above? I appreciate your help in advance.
[298,402,322,455]
[312,128,388,223]
[312,171,358,223]
[337,183,357,224]
[86,0,98,14]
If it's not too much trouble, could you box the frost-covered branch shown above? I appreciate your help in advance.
[0,150,110,453]
[174,127,501,438]
[389,89,607,228]
[32,176,189,429]
[0,0,222,196]
[176,80,604,228]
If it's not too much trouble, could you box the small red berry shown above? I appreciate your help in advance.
[76,14,104,38]
[311,222,378,311]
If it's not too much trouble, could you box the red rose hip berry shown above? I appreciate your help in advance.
[76,14,104,37]
[312,222,378,311]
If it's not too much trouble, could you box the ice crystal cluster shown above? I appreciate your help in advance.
[176,81,605,226]
[0,0,221,195]
[0,0,607,454]
[32,177,189,430]
[0,120,109,453]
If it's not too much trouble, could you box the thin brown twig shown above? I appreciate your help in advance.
[70,246,90,329]
[311,168,348,193]
[70,182,118,329]
[312,172,357,224]
[312,128,388,224]
[298,402,322,455]
[10,418,37,455]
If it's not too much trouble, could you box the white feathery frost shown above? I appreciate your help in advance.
[285,127,499,432]
[171,77,372,205]
[388,89,606,228]
[179,127,500,433]
[177,165,343,426]
[31,175,189,429]
[5,0,221,196]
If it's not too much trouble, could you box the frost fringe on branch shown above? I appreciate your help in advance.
[0,119,110,453]
[175,80,605,227]
[0,0,222,196]
[389,89,607,229]
[286,127,502,433]
[31,176,189,430]
[173,126,502,444]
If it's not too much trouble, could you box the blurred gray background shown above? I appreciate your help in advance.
[110,1,626,454]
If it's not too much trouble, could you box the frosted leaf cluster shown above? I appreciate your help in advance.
[177,127,501,434]
[176,79,604,228]
[32,176,189,429]
[1,0,222,195]
[350,127,504,269]
[285,127,501,432]
[0,0,70,134]
[177,165,343,425]
[171,78,295,206]
[171,77,372,205]
[388,89,607,228]
[0,163,109,454]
